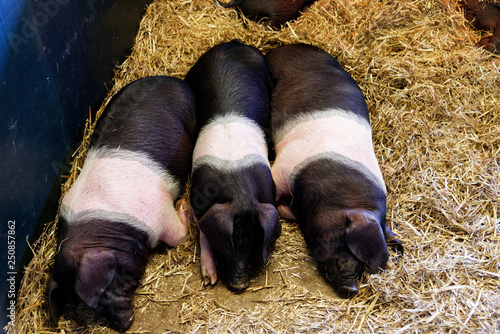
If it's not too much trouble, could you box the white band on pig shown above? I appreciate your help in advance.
[193,154,268,172]
[61,147,181,247]
[273,108,370,145]
[192,113,270,171]
[59,207,156,238]
[272,108,385,195]
[289,152,385,191]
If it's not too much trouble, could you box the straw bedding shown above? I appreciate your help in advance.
[10,0,499,333]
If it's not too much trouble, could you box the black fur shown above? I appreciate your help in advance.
[292,156,387,224]
[185,40,272,138]
[92,76,196,182]
[190,160,277,290]
[190,159,275,218]
[267,44,370,132]
[292,156,389,297]
[218,0,318,28]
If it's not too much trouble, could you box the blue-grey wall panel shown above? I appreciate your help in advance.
[0,0,152,327]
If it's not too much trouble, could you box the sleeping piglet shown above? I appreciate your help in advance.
[47,76,196,331]
[267,44,403,298]
[217,0,318,28]
[185,40,281,291]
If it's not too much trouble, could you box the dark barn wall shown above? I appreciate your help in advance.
[0,0,152,327]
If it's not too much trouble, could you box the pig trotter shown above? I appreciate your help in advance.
[276,194,296,220]
[199,229,218,286]
[382,224,404,255]
[336,285,359,299]
[159,197,190,247]
[215,0,241,9]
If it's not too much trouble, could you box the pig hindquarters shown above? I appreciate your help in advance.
[218,0,318,28]
[185,41,281,291]
[47,76,195,331]
[267,44,403,298]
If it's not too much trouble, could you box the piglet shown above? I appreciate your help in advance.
[185,40,281,291]
[463,0,500,53]
[47,76,196,331]
[217,0,317,28]
[267,44,403,298]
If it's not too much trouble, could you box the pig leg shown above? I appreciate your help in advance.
[190,207,218,285]
[276,190,296,220]
[199,229,218,285]
[382,224,404,254]
[175,197,190,228]
[273,168,296,220]
[277,203,296,220]
[159,198,189,247]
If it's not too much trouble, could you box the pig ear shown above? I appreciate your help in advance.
[47,275,66,325]
[256,203,281,263]
[345,211,389,273]
[197,203,235,258]
[75,249,117,308]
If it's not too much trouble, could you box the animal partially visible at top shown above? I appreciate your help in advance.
[463,0,500,53]
[217,0,318,28]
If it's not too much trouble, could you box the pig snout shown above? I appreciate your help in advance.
[313,236,362,298]
[98,275,136,332]
[322,259,361,299]
[227,261,252,291]
[228,204,280,291]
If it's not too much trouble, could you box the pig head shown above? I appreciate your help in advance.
[305,209,395,298]
[196,202,280,290]
[47,217,149,331]
[190,159,281,290]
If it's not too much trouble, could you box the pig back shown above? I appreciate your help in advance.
[267,44,369,133]
[93,76,196,184]
[267,44,385,205]
[185,40,272,133]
